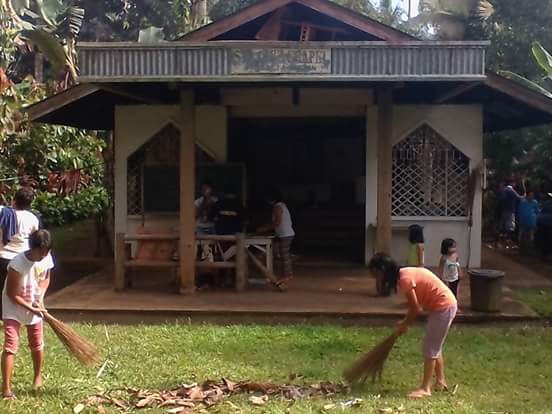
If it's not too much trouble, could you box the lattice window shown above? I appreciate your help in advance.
[127,124,180,215]
[392,124,469,217]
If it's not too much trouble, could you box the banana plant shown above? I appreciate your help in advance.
[2,0,84,85]
[499,42,552,99]
[411,0,494,39]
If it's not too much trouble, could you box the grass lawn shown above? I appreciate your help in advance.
[2,323,551,414]
[514,288,552,318]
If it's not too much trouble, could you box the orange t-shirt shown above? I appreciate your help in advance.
[398,267,457,312]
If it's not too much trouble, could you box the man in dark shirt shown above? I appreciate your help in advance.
[209,185,245,288]
[211,186,245,235]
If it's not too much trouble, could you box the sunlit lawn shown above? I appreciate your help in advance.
[2,323,551,413]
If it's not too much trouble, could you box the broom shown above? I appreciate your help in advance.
[43,312,102,367]
[343,331,399,384]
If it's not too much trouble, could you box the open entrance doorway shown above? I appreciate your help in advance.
[229,117,366,261]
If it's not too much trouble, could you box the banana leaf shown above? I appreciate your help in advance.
[11,0,30,14]
[532,42,552,79]
[21,28,66,76]
[498,70,552,99]
[35,0,65,26]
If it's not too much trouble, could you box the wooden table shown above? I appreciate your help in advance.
[245,235,274,272]
[219,234,274,272]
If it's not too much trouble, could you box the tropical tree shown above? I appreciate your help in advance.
[1,0,85,87]
[412,0,494,39]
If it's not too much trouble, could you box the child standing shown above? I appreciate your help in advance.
[407,224,425,267]
[518,191,539,253]
[368,253,457,399]
[2,230,54,399]
[438,239,462,298]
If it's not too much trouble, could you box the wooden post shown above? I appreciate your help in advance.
[179,90,196,294]
[115,232,125,291]
[375,86,393,255]
[235,233,247,292]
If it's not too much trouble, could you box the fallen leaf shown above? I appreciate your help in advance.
[109,398,128,409]
[136,395,157,408]
[223,378,236,392]
[73,403,85,414]
[241,382,276,393]
[188,386,205,401]
[166,408,189,414]
[323,403,337,410]
[378,408,393,414]
[249,395,268,406]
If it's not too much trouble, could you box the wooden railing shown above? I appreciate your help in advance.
[115,233,247,292]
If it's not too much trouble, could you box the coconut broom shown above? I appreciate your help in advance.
[43,312,102,367]
[343,331,399,384]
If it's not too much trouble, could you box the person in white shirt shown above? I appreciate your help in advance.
[2,229,54,399]
[258,188,295,282]
[0,188,42,307]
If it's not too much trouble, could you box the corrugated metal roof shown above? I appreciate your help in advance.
[77,41,488,82]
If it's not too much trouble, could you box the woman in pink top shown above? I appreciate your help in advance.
[368,253,457,399]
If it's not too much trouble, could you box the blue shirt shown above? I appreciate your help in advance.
[519,199,539,229]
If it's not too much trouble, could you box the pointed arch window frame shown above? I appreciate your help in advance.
[391,123,470,219]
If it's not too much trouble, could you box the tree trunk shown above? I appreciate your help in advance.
[190,0,208,30]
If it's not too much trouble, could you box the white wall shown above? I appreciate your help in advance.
[365,105,483,267]
[114,104,227,235]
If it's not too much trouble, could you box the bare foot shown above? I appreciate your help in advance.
[2,391,15,400]
[33,376,43,391]
[408,388,432,399]
[433,382,449,392]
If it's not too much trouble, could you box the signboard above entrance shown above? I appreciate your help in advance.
[231,48,331,74]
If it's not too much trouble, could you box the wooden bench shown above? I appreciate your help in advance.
[115,233,247,292]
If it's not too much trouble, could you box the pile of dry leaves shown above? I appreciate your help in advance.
[76,378,351,413]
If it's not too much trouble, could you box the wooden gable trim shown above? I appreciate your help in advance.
[179,0,415,42]
[296,0,414,42]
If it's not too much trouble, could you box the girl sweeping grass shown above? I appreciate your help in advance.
[368,253,457,399]
[2,230,53,399]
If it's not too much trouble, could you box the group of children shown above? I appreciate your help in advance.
[407,224,463,298]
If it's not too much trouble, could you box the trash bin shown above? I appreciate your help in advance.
[468,269,505,313]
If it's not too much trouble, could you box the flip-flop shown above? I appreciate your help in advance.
[2,392,16,400]
[273,279,288,292]
[433,383,449,392]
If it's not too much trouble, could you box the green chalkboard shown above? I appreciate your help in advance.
[142,164,245,213]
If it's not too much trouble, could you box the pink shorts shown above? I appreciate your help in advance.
[423,305,457,359]
[3,319,44,354]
